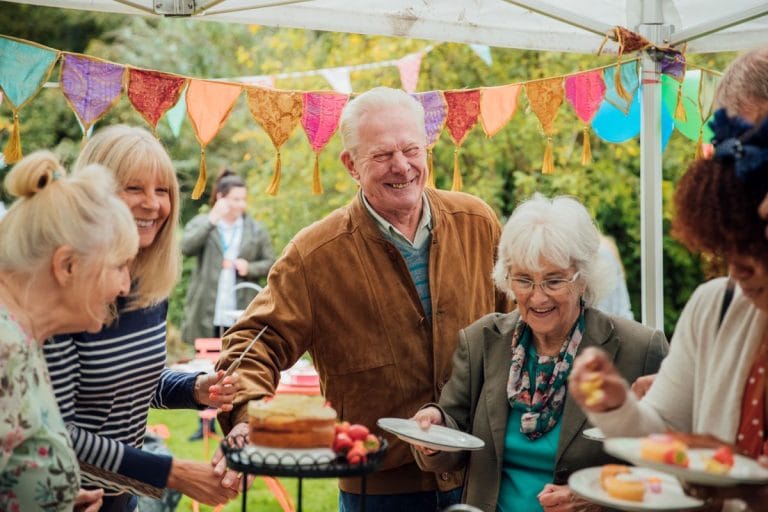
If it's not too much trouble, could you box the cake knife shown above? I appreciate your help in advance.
[223,325,268,377]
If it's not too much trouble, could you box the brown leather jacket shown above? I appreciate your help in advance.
[217,188,506,494]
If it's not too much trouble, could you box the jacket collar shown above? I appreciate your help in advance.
[351,188,443,242]
[482,308,618,467]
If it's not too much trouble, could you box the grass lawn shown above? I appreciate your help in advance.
[147,409,340,511]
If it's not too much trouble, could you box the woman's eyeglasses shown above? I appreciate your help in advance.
[509,271,580,294]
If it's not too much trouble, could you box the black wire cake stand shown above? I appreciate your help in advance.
[221,434,388,512]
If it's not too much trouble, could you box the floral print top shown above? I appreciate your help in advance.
[0,305,80,512]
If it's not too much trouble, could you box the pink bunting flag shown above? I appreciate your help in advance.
[60,53,124,133]
[565,70,606,165]
[397,53,423,93]
[302,91,349,194]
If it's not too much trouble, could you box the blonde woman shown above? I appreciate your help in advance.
[42,126,239,511]
[0,151,138,511]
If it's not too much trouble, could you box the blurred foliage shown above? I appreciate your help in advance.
[0,2,738,335]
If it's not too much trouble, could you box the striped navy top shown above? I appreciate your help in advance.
[43,298,200,498]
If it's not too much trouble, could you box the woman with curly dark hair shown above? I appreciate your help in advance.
[567,105,768,511]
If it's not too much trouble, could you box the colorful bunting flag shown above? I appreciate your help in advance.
[468,44,493,67]
[186,79,242,199]
[479,84,521,137]
[247,87,304,196]
[0,36,58,163]
[565,70,606,164]
[526,78,565,174]
[443,89,481,191]
[128,69,186,132]
[302,92,349,194]
[60,53,124,137]
[397,53,423,93]
[320,68,352,94]
[411,91,447,187]
[604,61,639,114]
[165,86,187,138]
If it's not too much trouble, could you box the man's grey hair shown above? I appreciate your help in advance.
[339,87,426,157]
[492,193,615,307]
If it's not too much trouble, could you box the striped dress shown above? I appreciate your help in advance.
[43,298,201,510]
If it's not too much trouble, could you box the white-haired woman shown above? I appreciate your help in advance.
[0,151,138,511]
[42,125,239,511]
[412,194,668,512]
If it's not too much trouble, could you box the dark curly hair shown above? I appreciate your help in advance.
[673,157,768,264]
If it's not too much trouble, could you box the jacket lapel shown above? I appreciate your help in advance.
[484,313,517,463]
[555,308,619,465]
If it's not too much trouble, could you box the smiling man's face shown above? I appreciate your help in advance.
[342,105,428,223]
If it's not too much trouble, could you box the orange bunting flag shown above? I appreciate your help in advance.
[301,91,349,195]
[127,69,186,132]
[526,78,564,174]
[247,87,304,196]
[186,79,242,199]
[443,89,481,191]
[479,84,521,137]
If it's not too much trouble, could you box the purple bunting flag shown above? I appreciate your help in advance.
[61,53,124,130]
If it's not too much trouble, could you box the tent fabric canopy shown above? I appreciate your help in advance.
[7,0,768,54]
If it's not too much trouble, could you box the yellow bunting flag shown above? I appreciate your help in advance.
[526,78,564,174]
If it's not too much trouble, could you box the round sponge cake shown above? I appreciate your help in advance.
[248,395,337,448]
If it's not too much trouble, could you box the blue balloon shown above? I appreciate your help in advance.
[592,89,674,150]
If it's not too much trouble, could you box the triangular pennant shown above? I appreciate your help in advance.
[396,53,423,93]
[60,53,124,132]
[468,44,493,67]
[479,84,521,137]
[696,71,721,157]
[565,70,606,165]
[526,78,564,174]
[302,91,349,194]
[165,85,187,138]
[247,87,304,196]
[659,49,686,82]
[443,89,481,191]
[127,68,186,131]
[319,68,352,94]
[604,61,639,114]
[410,91,447,188]
[0,36,59,163]
[186,79,243,199]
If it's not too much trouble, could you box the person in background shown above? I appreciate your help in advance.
[0,151,138,512]
[569,104,768,511]
[214,87,508,510]
[42,125,240,511]
[181,168,275,440]
[412,194,668,512]
[595,234,634,320]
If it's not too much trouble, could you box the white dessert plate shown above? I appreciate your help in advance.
[569,466,704,511]
[604,437,768,486]
[582,427,606,442]
[242,444,335,466]
[377,418,484,452]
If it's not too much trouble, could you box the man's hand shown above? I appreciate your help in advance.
[168,458,238,505]
[410,406,444,455]
[73,488,104,512]
[212,422,254,492]
[194,370,241,411]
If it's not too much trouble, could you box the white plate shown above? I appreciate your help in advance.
[377,418,485,452]
[242,444,336,466]
[604,437,768,486]
[569,466,704,511]
[582,427,605,442]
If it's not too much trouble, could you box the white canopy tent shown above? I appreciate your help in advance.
[6,0,768,330]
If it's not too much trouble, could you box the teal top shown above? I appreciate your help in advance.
[497,343,562,512]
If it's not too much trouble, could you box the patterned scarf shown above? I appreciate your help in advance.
[506,313,585,440]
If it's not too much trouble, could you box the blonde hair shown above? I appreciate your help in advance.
[339,87,426,157]
[0,151,138,302]
[75,125,180,309]
[716,47,768,120]
[492,194,614,307]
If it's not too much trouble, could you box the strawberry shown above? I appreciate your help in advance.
[346,441,368,464]
[662,448,689,468]
[363,433,381,452]
[348,424,370,441]
[712,446,734,468]
[333,432,354,454]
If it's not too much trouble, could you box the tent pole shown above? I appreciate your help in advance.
[637,0,669,331]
